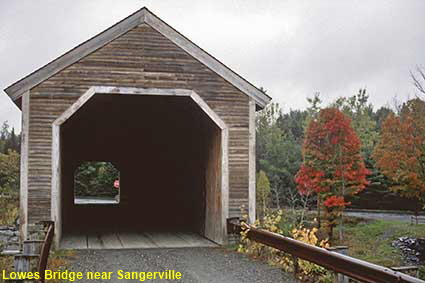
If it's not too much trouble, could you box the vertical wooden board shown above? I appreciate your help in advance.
[204,124,222,243]
[20,91,30,240]
[51,124,61,245]
[14,256,31,272]
[221,127,229,241]
[248,98,256,223]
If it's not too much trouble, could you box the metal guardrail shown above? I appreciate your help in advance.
[227,218,425,283]
[37,221,55,283]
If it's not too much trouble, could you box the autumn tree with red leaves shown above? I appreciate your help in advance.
[373,98,425,215]
[295,108,370,241]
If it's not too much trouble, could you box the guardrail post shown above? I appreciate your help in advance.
[37,221,54,283]
[226,217,242,245]
[327,246,349,283]
[292,255,299,275]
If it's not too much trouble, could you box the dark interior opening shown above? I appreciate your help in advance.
[60,94,219,235]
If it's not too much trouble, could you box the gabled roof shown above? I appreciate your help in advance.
[4,7,271,108]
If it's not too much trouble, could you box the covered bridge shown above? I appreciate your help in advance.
[4,7,271,247]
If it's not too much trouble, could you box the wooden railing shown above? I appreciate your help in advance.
[227,218,425,283]
[37,221,54,283]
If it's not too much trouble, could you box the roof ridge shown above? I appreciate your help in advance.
[4,7,271,108]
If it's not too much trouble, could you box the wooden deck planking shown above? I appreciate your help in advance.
[60,232,217,249]
[60,233,87,249]
[175,232,217,248]
[87,234,103,249]
[145,232,188,248]
[118,232,157,249]
[101,232,124,249]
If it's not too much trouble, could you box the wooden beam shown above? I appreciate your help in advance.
[51,123,61,247]
[19,91,30,240]
[221,127,229,242]
[248,98,256,224]
[189,91,226,130]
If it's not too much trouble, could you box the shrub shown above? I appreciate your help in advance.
[238,209,333,282]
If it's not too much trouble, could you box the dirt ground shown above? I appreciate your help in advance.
[66,247,297,283]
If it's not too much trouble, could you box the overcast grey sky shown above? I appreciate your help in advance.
[1,0,425,131]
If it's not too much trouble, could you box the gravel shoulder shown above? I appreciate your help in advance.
[67,247,296,283]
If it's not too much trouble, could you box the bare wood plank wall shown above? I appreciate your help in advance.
[28,24,250,223]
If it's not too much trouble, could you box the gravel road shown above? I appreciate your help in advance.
[344,211,415,222]
[67,247,296,283]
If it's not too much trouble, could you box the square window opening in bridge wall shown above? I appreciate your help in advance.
[74,161,120,205]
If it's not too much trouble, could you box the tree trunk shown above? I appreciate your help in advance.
[317,195,321,228]
[339,209,344,243]
[273,187,281,209]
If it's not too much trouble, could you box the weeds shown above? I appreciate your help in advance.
[238,209,333,282]
[0,195,18,226]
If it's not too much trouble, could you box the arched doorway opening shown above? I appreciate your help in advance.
[51,87,228,247]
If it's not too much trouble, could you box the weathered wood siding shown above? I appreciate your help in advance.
[28,24,249,223]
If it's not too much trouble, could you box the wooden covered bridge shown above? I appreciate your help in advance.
[4,7,271,248]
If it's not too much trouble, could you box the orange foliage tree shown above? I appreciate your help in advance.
[295,108,369,240]
[373,98,425,213]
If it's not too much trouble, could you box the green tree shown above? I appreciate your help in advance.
[277,109,307,142]
[74,161,120,198]
[0,121,10,154]
[5,128,20,153]
[0,121,21,154]
[373,106,394,132]
[256,170,271,220]
[256,102,283,206]
[332,89,378,157]
[304,92,322,128]
[256,103,305,210]
[332,91,396,210]
[0,150,20,196]
[275,110,306,210]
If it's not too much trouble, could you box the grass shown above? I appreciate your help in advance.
[341,219,425,267]
[0,195,19,282]
[0,255,14,282]
[277,209,425,268]
[0,195,18,226]
[47,249,76,282]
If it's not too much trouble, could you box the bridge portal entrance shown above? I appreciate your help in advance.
[51,87,228,248]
